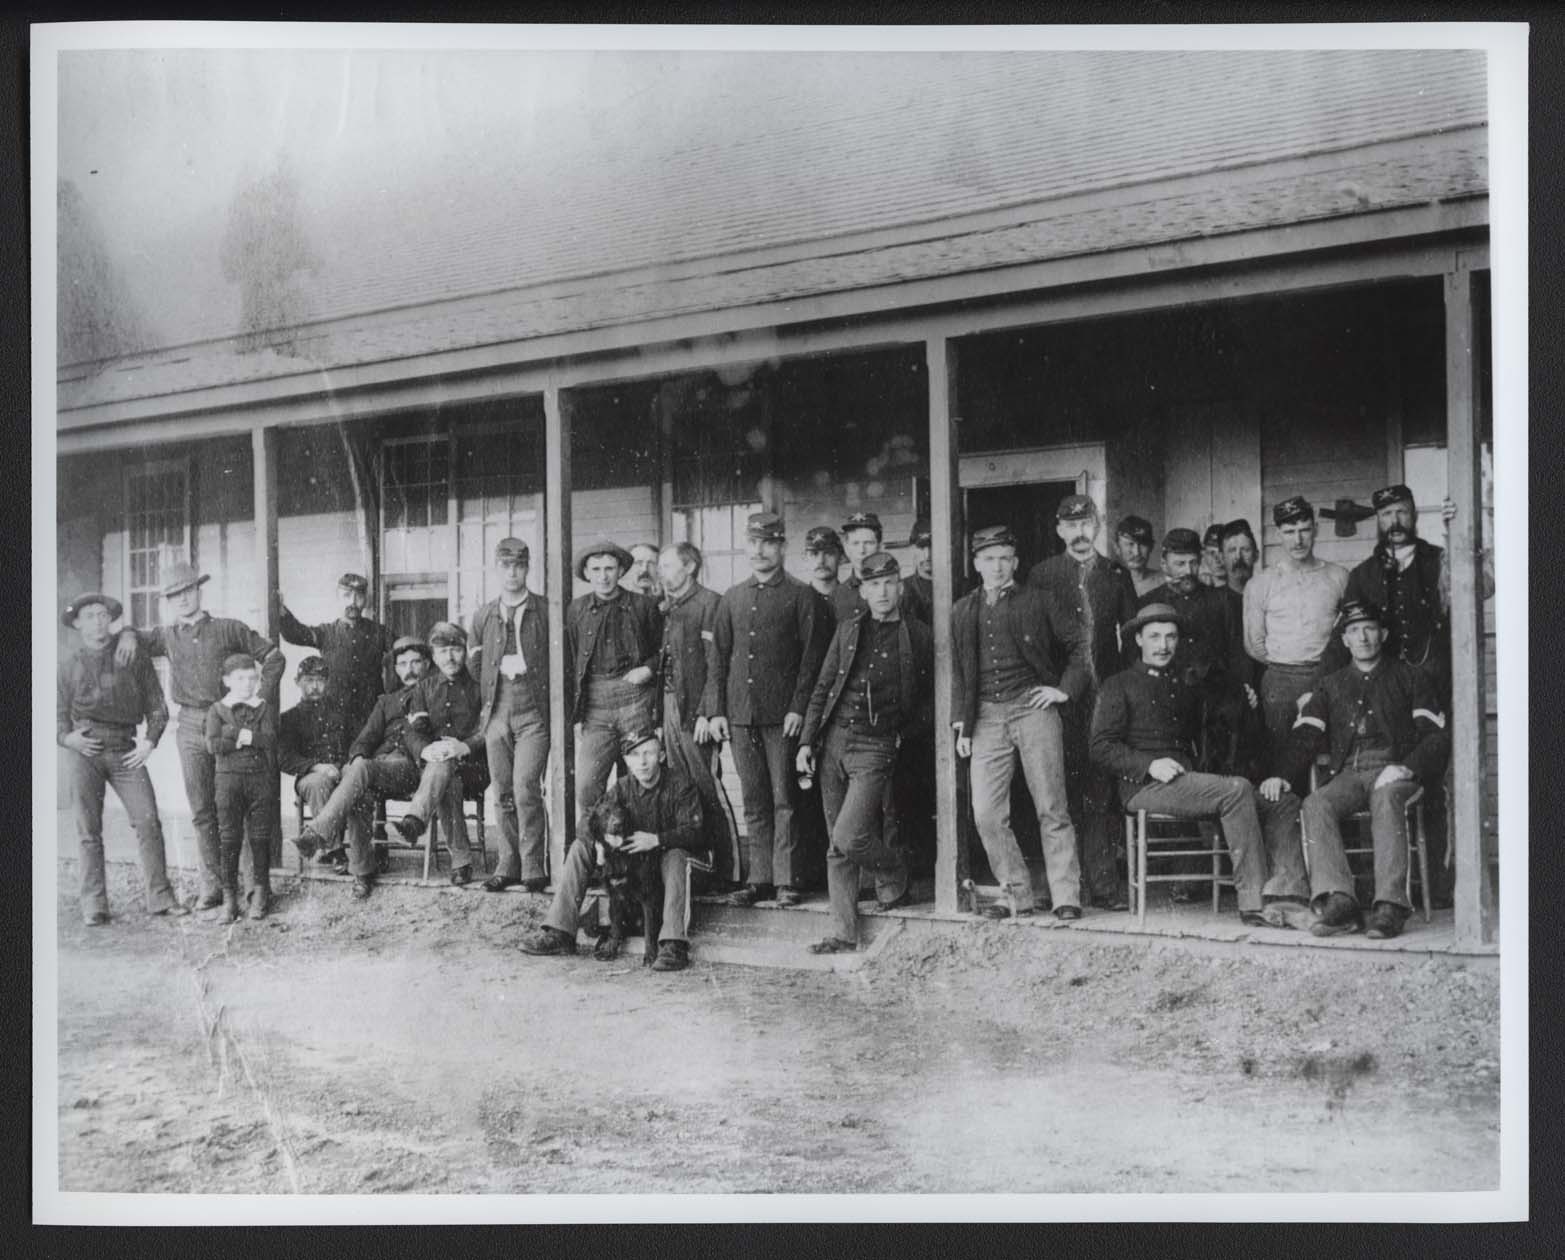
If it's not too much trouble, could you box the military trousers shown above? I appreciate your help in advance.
[1302,766,1421,911]
[729,723,798,889]
[819,723,908,944]
[485,682,551,881]
[543,837,690,944]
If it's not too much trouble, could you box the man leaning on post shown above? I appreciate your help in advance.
[471,537,551,894]
[115,561,285,909]
[59,592,187,925]
[279,572,394,748]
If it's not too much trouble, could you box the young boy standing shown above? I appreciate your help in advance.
[204,653,278,922]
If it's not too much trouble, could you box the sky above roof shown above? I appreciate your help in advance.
[55,48,1487,364]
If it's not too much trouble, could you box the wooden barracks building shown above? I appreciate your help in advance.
[54,50,1500,947]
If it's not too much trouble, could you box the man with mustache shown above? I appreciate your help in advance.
[1198,524,1229,590]
[1027,494,1139,909]
[1221,519,1260,598]
[1343,484,1493,906]
[280,573,394,751]
[1243,497,1350,789]
[1115,515,1162,599]
[803,525,859,624]
[622,543,663,599]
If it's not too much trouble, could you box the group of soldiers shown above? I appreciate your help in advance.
[57,478,1480,955]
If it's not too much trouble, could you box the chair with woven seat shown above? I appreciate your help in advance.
[1124,810,1235,924]
[1304,759,1431,923]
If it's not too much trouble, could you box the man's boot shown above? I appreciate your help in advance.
[210,890,240,924]
[1309,891,1363,937]
[246,886,269,921]
[1365,901,1410,940]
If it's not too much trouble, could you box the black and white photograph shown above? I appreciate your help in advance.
[32,22,1527,1222]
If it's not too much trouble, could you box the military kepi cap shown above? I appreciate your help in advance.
[428,621,468,647]
[391,634,432,659]
[1273,495,1315,526]
[619,727,661,757]
[910,518,932,548]
[160,561,210,598]
[1162,527,1203,555]
[296,654,330,679]
[1202,524,1226,550]
[574,539,634,581]
[1125,602,1187,637]
[495,537,530,562]
[803,526,843,554]
[970,524,1018,555]
[1371,484,1415,511]
[62,592,123,627]
[1116,515,1154,545]
[840,511,883,536]
[1336,599,1383,632]
[859,552,901,581]
[745,512,786,542]
[1056,494,1098,521]
[337,573,369,594]
[1221,518,1256,544]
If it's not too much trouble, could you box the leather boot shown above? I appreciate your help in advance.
[246,887,269,921]
[212,891,240,924]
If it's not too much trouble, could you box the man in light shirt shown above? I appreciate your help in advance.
[1243,496,1349,787]
[472,537,551,893]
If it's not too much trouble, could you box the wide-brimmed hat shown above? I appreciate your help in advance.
[575,539,634,581]
[1124,602,1187,638]
[62,592,123,627]
[160,562,210,598]
[428,621,468,647]
[337,572,369,594]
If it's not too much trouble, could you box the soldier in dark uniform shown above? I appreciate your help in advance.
[471,537,551,893]
[296,635,432,899]
[1220,518,1259,602]
[1027,494,1138,908]
[840,510,929,624]
[566,539,664,836]
[279,573,394,745]
[1342,485,1491,906]
[804,525,858,624]
[1115,515,1162,599]
[394,622,490,885]
[704,512,826,907]
[903,518,935,623]
[114,561,285,908]
[278,655,356,873]
[1091,604,1308,926]
[1264,600,1451,940]
[797,552,932,952]
[655,541,740,888]
[59,592,186,925]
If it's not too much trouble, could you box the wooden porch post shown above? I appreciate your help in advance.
[544,380,575,882]
[926,336,967,913]
[251,424,283,866]
[1444,263,1496,949]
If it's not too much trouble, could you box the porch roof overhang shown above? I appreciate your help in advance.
[57,127,1487,454]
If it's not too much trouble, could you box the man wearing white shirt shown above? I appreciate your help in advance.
[472,537,552,892]
[1242,496,1350,784]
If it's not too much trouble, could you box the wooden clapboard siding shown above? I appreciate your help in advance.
[569,486,658,599]
[1258,409,1387,573]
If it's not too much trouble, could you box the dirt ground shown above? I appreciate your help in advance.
[52,858,1500,1196]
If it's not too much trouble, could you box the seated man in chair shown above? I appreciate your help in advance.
[1262,599,1451,940]
[279,655,355,873]
[1090,603,1307,926]
[296,635,432,899]
[520,729,707,973]
[395,621,490,886]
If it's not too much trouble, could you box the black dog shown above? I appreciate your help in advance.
[592,803,664,966]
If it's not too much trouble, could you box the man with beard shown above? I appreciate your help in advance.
[704,512,825,907]
[1027,494,1138,909]
[1115,515,1162,599]
[1243,496,1350,786]
[1343,485,1492,904]
[1221,519,1260,600]
[280,573,394,750]
[623,543,663,599]
[295,636,434,900]
[393,622,490,886]
[655,541,741,888]
[471,537,551,894]
[1199,524,1229,590]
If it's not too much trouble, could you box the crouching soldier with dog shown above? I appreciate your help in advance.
[795,552,933,954]
[520,729,707,972]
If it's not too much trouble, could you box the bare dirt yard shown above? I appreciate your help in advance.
[52,858,1500,1196]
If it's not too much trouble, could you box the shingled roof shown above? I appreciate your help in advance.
[57,48,1487,411]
